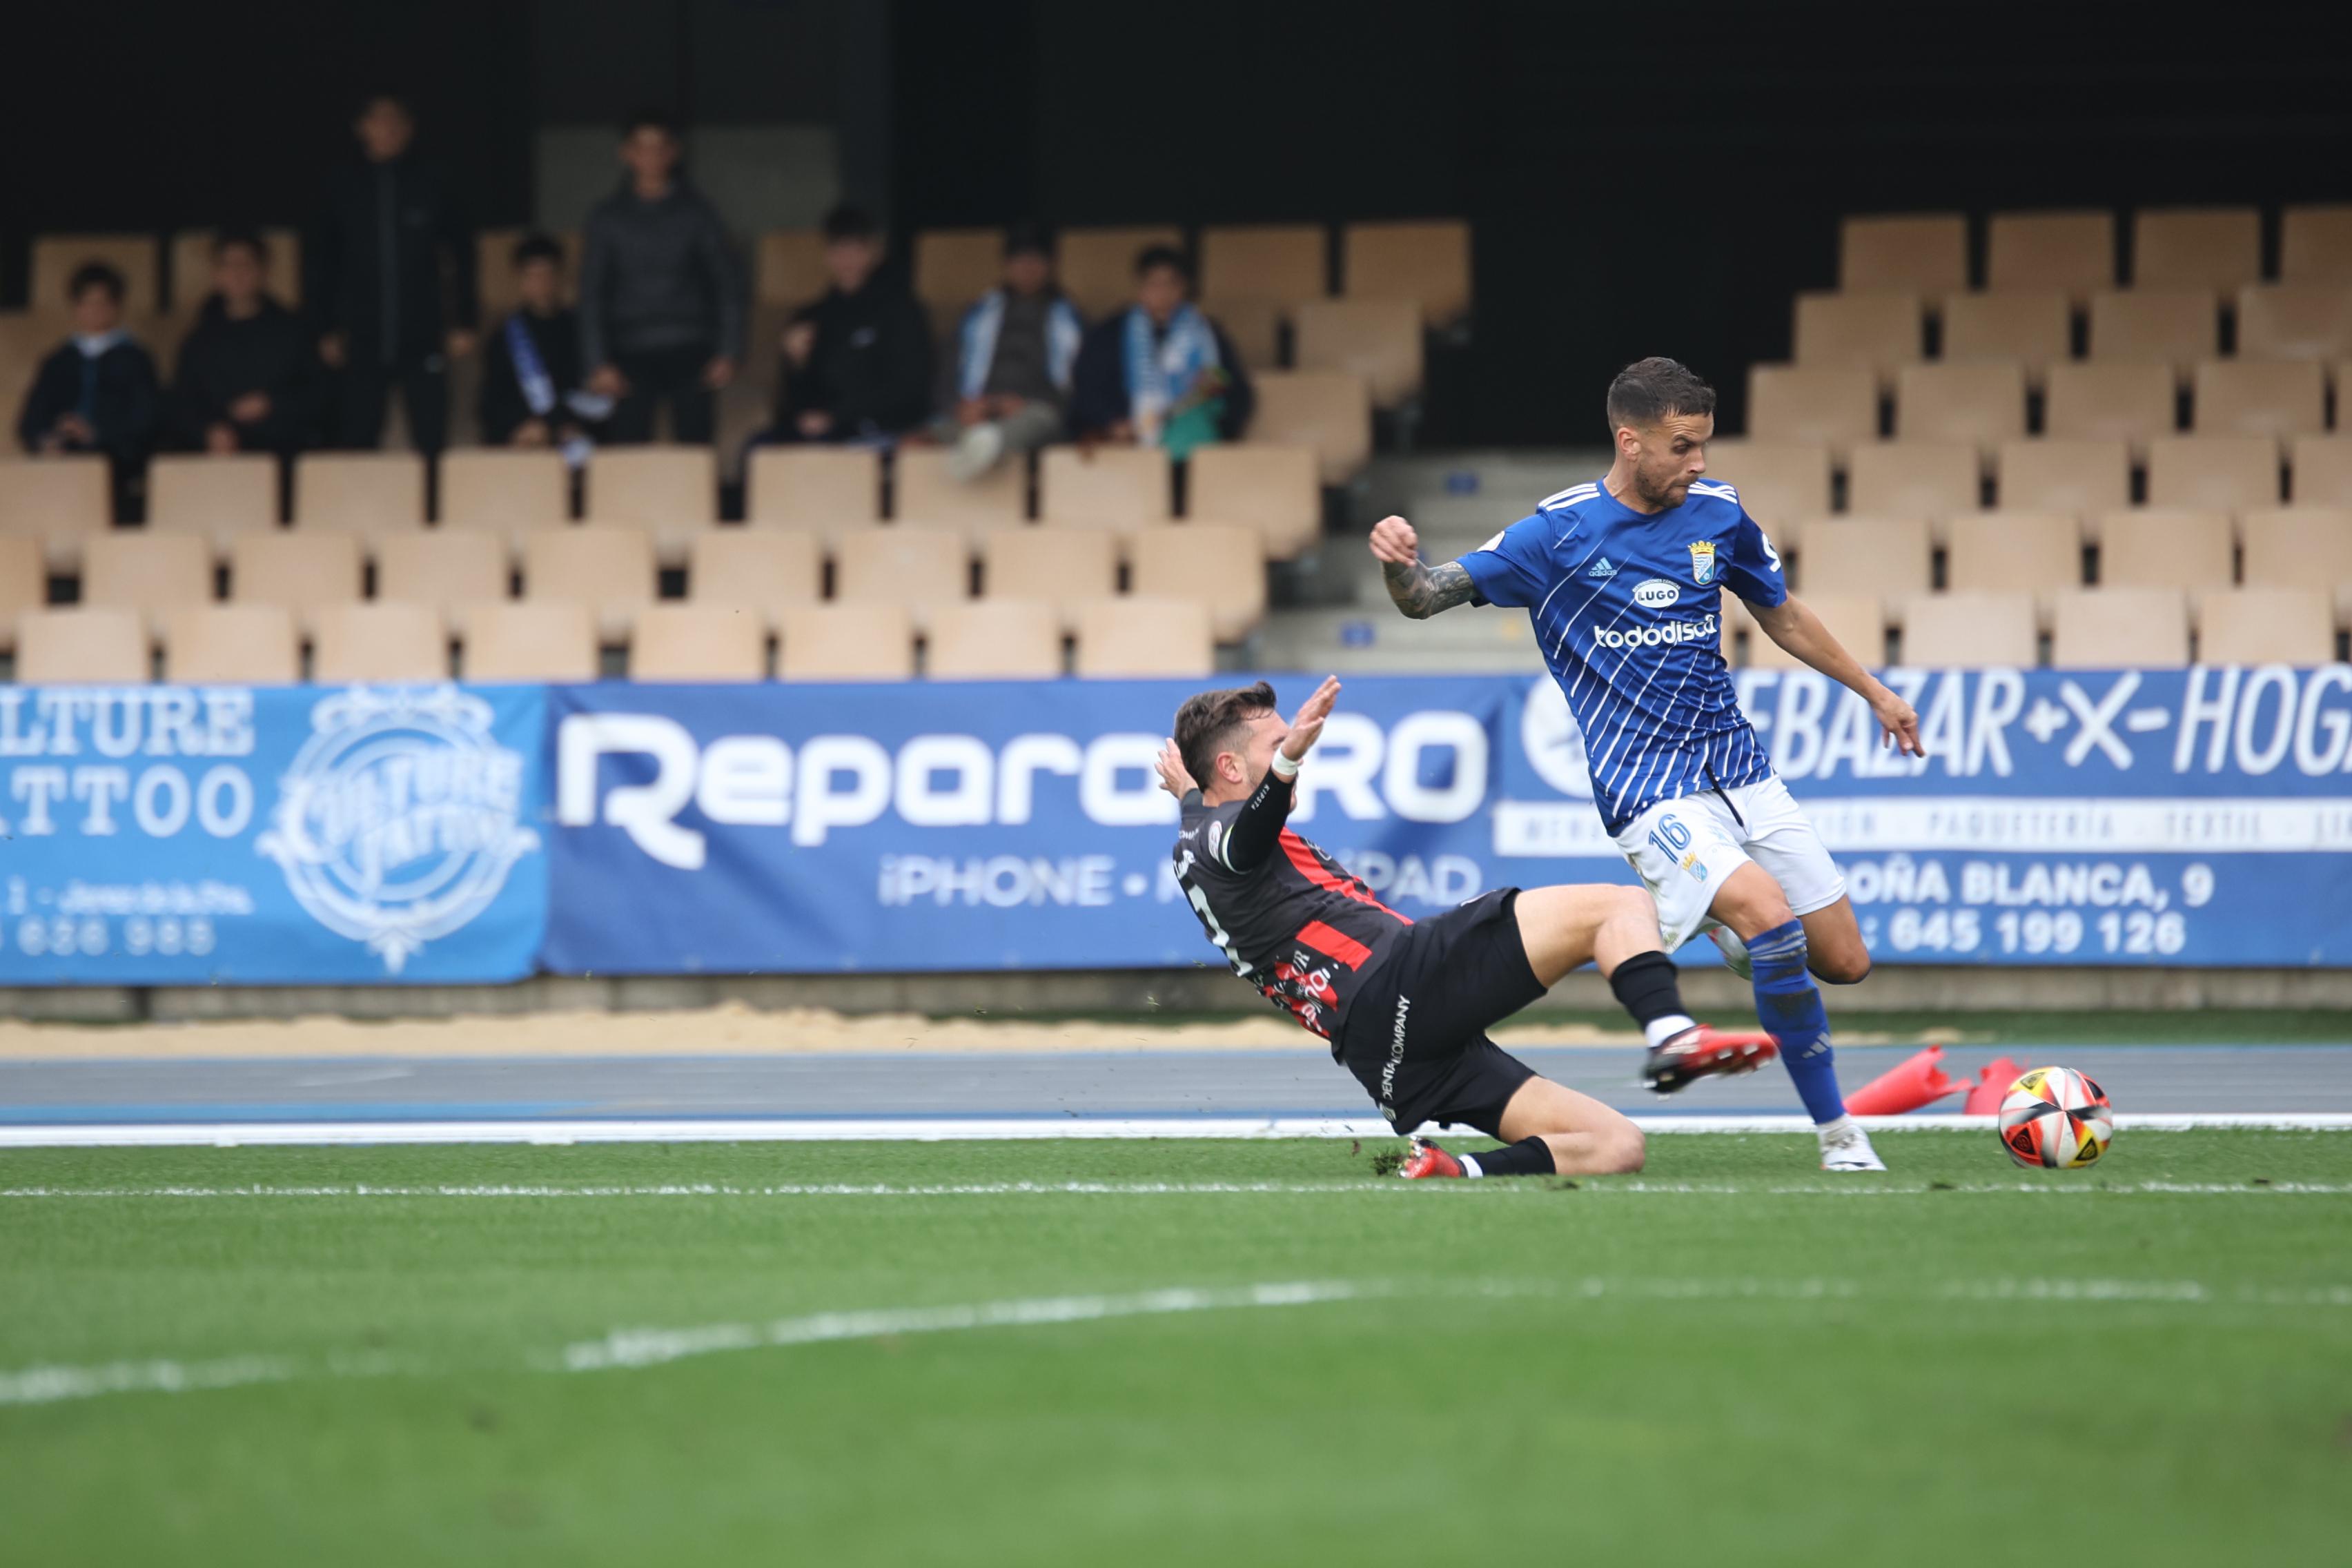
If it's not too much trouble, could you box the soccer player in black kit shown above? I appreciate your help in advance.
[1160,676,1780,1178]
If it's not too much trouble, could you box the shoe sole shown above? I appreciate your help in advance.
[1644,1039,1778,1095]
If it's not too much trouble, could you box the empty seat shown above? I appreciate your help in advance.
[1293,299,1424,406]
[1845,442,1980,525]
[2051,587,2188,668]
[2086,288,2216,370]
[2281,205,2352,282]
[925,600,1066,680]
[170,227,300,310]
[2289,437,2352,507]
[375,533,511,614]
[1055,226,1185,320]
[980,527,1119,618]
[1792,518,1931,598]
[2144,436,2281,513]
[1745,594,1885,670]
[1199,225,1328,315]
[1074,597,1213,678]
[439,449,571,541]
[311,602,449,683]
[229,532,362,627]
[2241,509,2352,605]
[462,602,598,683]
[1899,592,2039,669]
[778,602,916,681]
[892,445,1027,533]
[2132,208,2262,293]
[147,453,279,551]
[1039,446,1172,529]
[14,608,148,683]
[1941,291,2072,380]
[2095,510,2234,591]
[2193,360,2327,441]
[1703,441,1831,533]
[1996,439,2132,518]
[1341,220,1471,324]
[914,228,1007,314]
[1745,366,1879,457]
[0,536,44,649]
[1792,291,1923,380]
[687,530,821,615]
[1184,443,1320,558]
[585,445,716,563]
[1130,524,1268,640]
[81,533,213,624]
[0,455,110,570]
[746,445,881,539]
[754,230,826,308]
[2197,589,2337,665]
[629,603,768,682]
[2235,283,2352,360]
[1894,362,2026,453]
[1839,213,1968,297]
[1200,294,1280,371]
[1944,513,2085,620]
[521,527,656,638]
[834,527,971,609]
[32,235,159,313]
[2042,362,2177,455]
[1987,210,2115,298]
[293,451,425,535]
[1249,371,1372,484]
[161,605,297,685]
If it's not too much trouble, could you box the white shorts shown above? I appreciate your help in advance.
[1611,774,1848,952]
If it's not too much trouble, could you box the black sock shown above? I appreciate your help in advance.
[1609,950,1690,1035]
[1461,1135,1556,1177]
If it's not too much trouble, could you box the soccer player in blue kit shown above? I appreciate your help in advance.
[1369,357,1925,1170]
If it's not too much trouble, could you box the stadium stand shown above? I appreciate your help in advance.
[376,533,511,618]
[1944,512,2085,620]
[1199,225,1329,317]
[310,602,448,683]
[161,604,298,685]
[1837,214,1968,299]
[1893,362,2026,455]
[914,229,1004,324]
[1745,365,1879,457]
[754,231,827,310]
[15,607,150,683]
[2087,288,2216,371]
[1340,220,1471,325]
[146,453,279,553]
[1940,291,2071,380]
[1074,597,1213,678]
[1248,370,1373,485]
[2143,435,2281,513]
[230,532,364,630]
[2130,207,2262,293]
[747,445,881,540]
[778,602,916,681]
[2042,362,2177,455]
[1204,295,1280,370]
[520,525,657,640]
[31,234,160,314]
[2197,587,2338,665]
[2240,508,2352,611]
[2052,587,2190,668]
[1898,591,2039,669]
[2192,360,2327,441]
[1792,291,1923,380]
[82,533,213,629]
[981,527,1119,621]
[1745,593,1885,669]
[1184,443,1320,558]
[688,530,822,618]
[630,602,768,682]
[834,527,972,611]
[1054,226,1184,320]
[1292,299,1424,408]
[1704,441,1830,534]
[2235,283,2352,360]
[1792,517,1931,600]
[0,536,43,647]
[926,600,1066,679]
[1986,210,2115,297]
[585,446,718,565]
[894,445,1028,534]
[2094,509,2235,592]
[2292,437,2352,506]
[1845,441,1980,527]
[1997,439,2133,518]
[462,601,599,682]
[293,452,427,536]
[1039,446,1171,529]
[1131,524,1266,641]
[2281,204,2352,280]
[0,455,110,570]
[439,449,571,546]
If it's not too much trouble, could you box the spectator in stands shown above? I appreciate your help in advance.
[170,231,320,456]
[771,204,932,445]
[579,110,745,444]
[308,92,476,453]
[923,223,1082,479]
[14,263,161,478]
[1070,246,1253,455]
[479,234,605,453]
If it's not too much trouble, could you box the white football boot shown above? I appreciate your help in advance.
[1816,1117,1885,1172]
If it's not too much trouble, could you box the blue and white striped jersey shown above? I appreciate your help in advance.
[1460,476,1785,834]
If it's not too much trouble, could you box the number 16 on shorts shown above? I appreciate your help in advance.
[1647,814,1709,884]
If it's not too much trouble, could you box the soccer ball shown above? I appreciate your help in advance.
[1997,1067,2114,1170]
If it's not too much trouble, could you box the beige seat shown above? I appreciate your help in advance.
[1073,597,1214,678]
[376,533,511,616]
[0,456,110,570]
[1792,518,1931,599]
[892,445,1028,533]
[293,452,425,536]
[229,532,363,630]
[147,453,279,552]
[687,530,821,616]
[2240,509,2352,607]
[170,227,299,309]
[629,604,769,682]
[2144,437,2280,513]
[1746,594,1885,670]
[1130,524,1267,640]
[1039,446,1173,529]
[1839,214,1968,298]
[925,600,1066,680]
[82,533,213,627]
[1055,226,1185,320]
[2289,438,2352,507]
[1341,221,1471,324]
[14,608,149,683]
[2193,360,2327,441]
[778,602,916,681]
[2095,510,2234,591]
[1200,294,1280,371]
[1293,300,1423,406]
[1941,291,2071,381]
[1845,443,1980,526]
[1898,592,2038,669]
[834,527,972,609]
[585,445,717,564]
[1703,442,1830,535]
[2197,589,2337,665]
[462,602,599,682]
[914,228,1007,317]
[2042,362,2177,455]
[439,449,571,543]
[0,536,45,649]
[2051,587,2189,668]
[746,446,881,539]
[1894,362,2026,454]
[1745,366,1879,458]
[31,235,159,314]
[311,602,449,683]
[1184,444,1319,558]
[980,528,1119,620]
[161,605,297,685]
[1996,439,2131,518]
[1986,210,2115,299]
[1199,225,1328,315]
[2132,208,2261,294]
[2281,205,2352,282]
[2235,284,2352,360]
[476,229,579,320]
[1792,291,1922,381]
[522,527,656,639]
[754,231,826,309]
[1249,371,1371,484]
[2086,289,2216,372]
[1944,513,2085,621]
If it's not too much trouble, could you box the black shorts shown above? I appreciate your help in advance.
[1333,888,1548,1138]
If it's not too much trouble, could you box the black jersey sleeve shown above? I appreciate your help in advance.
[1216,767,1295,873]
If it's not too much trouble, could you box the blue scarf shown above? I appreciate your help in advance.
[958,289,1084,401]
[1121,304,1219,430]
[504,314,556,417]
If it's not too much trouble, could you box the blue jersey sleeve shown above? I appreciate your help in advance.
[1724,508,1789,609]
[1457,512,1554,609]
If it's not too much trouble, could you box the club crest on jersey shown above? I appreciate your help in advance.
[1687,540,1718,585]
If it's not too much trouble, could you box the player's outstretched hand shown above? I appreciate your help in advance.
[1280,676,1343,763]
[1871,685,1927,758]
[1368,515,1420,565]
[1155,738,1197,798]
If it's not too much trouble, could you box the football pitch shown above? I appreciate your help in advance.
[3,1130,2347,1565]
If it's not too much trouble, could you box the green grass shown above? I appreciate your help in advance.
[3,1132,2349,1565]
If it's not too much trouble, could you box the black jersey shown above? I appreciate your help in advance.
[1172,771,1411,1043]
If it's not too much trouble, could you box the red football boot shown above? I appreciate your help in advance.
[1642,1024,1781,1095]
[1395,1137,1466,1179]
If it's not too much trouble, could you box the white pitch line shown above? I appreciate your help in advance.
[4,1179,2349,1199]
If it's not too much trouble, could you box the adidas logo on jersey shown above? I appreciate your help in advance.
[1591,613,1719,650]
[1587,556,1618,579]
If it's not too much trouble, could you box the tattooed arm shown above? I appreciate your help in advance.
[1367,514,1479,619]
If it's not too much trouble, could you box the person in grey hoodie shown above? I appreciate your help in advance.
[578,110,745,445]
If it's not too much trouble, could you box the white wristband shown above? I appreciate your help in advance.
[1271,752,1301,779]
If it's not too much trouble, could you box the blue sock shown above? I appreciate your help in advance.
[1748,919,1846,1124]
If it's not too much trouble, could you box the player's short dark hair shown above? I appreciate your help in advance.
[1606,357,1716,433]
[1135,244,1193,282]
[1174,681,1278,791]
[512,233,565,269]
[623,107,680,139]
[67,263,125,304]
[823,204,880,244]
[213,227,268,263]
